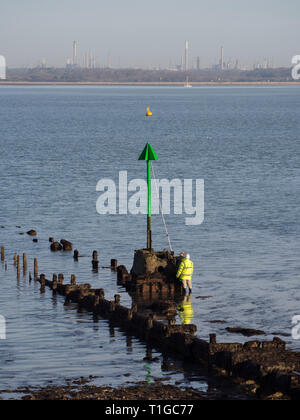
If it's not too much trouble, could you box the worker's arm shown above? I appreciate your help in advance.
[176,262,184,279]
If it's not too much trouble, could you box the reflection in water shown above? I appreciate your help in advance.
[126,284,185,323]
[126,335,133,354]
[144,364,153,384]
[178,295,194,325]
[52,294,58,308]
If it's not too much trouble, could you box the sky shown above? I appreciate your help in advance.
[0,0,299,69]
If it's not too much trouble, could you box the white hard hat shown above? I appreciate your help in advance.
[186,254,191,260]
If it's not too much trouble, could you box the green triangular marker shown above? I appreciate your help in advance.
[139,143,159,250]
[139,143,159,161]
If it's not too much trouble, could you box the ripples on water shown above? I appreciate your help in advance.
[0,86,299,391]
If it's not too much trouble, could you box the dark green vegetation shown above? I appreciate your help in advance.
[5,67,293,83]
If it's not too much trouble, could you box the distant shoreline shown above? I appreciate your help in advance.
[0,81,300,87]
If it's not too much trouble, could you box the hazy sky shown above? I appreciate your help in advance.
[1,0,299,68]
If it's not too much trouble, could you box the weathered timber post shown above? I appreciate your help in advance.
[210,334,217,345]
[111,259,118,270]
[92,251,99,270]
[23,253,27,275]
[17,255,20,278]
[34,258,38,278]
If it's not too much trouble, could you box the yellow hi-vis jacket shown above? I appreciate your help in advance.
[176,258,194,282]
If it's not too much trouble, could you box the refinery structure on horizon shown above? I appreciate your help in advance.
[35,40,277,72]
[65,41,97,69]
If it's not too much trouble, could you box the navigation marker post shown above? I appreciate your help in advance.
[139,143,159,250]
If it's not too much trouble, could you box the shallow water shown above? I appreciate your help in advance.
[0,85,299,390]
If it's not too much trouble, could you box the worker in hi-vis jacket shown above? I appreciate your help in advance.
[176,253,194,295]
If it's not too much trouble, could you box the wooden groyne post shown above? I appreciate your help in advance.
[92,251,99,271]
[34,258,38,279]
[17,255,20,278]
[23,253,27,274]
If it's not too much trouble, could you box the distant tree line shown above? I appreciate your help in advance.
[6,67,293,83]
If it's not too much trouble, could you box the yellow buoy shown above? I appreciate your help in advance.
[146,107,153,117]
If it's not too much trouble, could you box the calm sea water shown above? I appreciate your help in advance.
[0,86,299,392]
